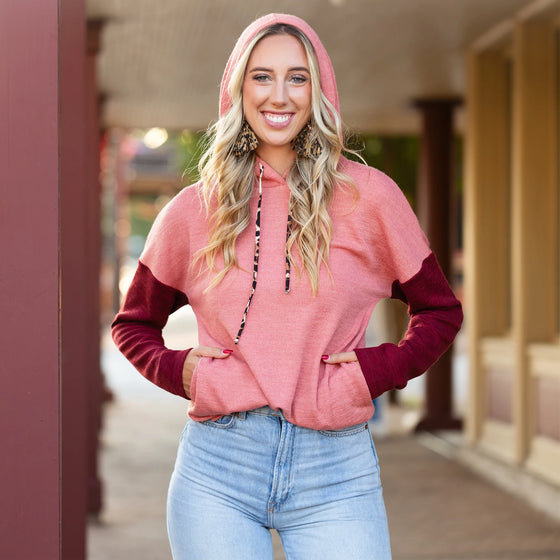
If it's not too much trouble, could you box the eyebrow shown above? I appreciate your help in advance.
[248,66,310,73]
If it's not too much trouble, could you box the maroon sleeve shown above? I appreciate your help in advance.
[354,252,463,399]
[111,261,191,399]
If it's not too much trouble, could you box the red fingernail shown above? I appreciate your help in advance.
[322,354,330,361]
[222,349,234,355]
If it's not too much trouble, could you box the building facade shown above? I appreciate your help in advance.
[465,0,560,518]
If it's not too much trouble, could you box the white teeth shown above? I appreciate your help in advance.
[264,113,291,123]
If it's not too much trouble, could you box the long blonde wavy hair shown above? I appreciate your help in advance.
[195,23,357,295]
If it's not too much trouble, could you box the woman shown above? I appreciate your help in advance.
[112,13,462,560]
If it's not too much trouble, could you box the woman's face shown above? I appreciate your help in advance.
[242,33,312,169]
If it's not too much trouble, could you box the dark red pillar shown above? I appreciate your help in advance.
[86,18,105,517]
[413,99,463,432]
[0,1,89,558]
[59,1,90,557]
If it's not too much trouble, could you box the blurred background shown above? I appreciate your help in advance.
[2,1,560,558]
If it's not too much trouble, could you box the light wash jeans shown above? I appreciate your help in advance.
[167,406,392,559]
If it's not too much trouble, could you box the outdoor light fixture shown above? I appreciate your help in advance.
[143,127,168,149]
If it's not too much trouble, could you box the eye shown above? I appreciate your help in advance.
[290,74,309,85]
[252,74,271,82]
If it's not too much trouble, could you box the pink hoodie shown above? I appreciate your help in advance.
[112,14,462,430]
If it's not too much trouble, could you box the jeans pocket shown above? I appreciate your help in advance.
[319,422,368,437]
[201,413,238,429]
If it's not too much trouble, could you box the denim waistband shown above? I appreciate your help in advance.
[242,405,284,418]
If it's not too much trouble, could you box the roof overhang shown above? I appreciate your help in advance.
[87,0,533,134]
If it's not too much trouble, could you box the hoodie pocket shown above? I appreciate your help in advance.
[189,356,209,402]
[315,360,374,429]
[326,360,371,403]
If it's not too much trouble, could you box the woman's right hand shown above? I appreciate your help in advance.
[182,346,233,398]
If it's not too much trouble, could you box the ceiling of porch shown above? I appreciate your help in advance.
[87,0,533,134]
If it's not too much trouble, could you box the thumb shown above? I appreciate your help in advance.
[195,346,234,359]
[215,347,234,359]
[321,351,357,364]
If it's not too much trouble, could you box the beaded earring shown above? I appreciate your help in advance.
[292,121,322,158]
[232,120,258,157]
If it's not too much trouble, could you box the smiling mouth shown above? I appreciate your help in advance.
[263,112,293,123]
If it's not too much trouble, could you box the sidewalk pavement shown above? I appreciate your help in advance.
[89,309,560,560]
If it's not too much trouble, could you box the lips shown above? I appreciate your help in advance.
[262,112,294,128]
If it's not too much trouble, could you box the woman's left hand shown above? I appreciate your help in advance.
[321,351,358,364]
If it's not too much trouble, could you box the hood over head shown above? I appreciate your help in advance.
[219,13,339,119]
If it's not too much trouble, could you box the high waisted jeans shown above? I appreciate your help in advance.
[167,406,392,559]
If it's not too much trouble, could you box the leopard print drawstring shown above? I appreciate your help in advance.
[234,163,291,344]
[234,164,264,345]
[285,215,292,294]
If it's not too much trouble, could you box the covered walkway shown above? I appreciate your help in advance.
[89,310,560,560]
[3,1,560,557]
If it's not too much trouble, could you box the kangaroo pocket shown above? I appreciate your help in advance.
[188,356,208,403]
[188,357,267,421]
[311,361,374,430]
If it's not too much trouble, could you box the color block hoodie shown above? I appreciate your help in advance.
[112,13,463,430]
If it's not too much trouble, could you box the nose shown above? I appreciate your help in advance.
[270,80,288,106]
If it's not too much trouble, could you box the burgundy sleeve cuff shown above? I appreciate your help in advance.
[355,252,463,399]
[158,348,192,398]
[355,344,407,399]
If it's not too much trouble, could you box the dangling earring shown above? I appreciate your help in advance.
[232,120,258,157]
[292,121,322,158]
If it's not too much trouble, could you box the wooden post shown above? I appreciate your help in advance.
[511,20,558,462]
[0,1,88,557]
[464,48,511,444]
[413,98,463,432]
[86,18,105,517]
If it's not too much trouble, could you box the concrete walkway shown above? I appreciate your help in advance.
[89,309,560,559]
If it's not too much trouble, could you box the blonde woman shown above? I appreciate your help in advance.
[112,13,462,560]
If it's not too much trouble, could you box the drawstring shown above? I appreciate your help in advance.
[234,164,264,345]
[234,163,291,344]
[285,215,292,294]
